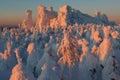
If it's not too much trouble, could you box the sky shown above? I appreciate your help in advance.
[0,0,120,25]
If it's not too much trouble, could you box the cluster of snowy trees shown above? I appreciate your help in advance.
[0,4,120,80]
[0,23,120,80]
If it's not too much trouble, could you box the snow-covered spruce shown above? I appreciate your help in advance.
[10,48,35,80]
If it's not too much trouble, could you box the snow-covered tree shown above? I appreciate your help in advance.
[0,5,120,80]
[57,29,79,80]
[10,48,35,80]
[22,9,33,30]
[78,38,99,80]
[98,27,120,80]
[26,42,42,74]
[0,41,17,71]
[57,29,79,67]
[36,43,60,80]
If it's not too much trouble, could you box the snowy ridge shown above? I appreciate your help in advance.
[36,5,115,28]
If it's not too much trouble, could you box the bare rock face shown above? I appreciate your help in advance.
[22,9,33,29]
[36,5,57,29]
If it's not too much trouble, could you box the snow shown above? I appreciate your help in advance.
[36,42,60,80]
[10,48,35,80]
[57,29,79,67]
[36,5,115,28]
[36,5,57,30]
[22,9,33,30]
[0,4,120,80]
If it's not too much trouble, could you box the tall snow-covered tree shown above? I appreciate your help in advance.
[98,27,120,80]
[57,29,79,80]
[10,48,35,80]
[57,29,79,67]
[26,42,42,74]
[36,42,60,80]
